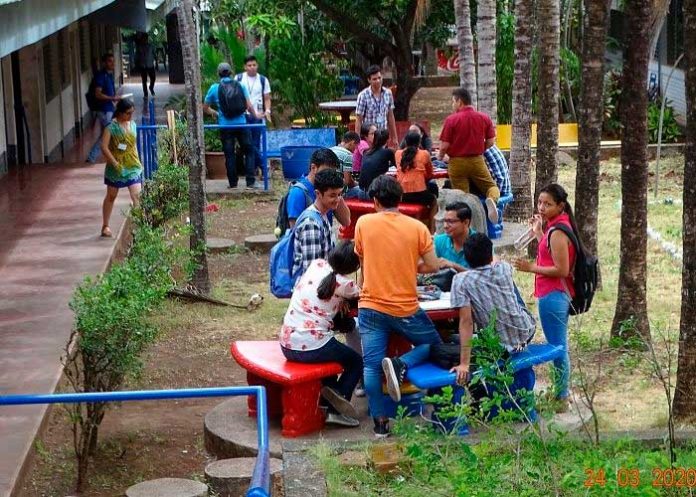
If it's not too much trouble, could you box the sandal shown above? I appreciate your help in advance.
[101,226,113,238]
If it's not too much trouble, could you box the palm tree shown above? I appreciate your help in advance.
[534,0,560,200]
[454,0,477,105]
[610,0,652,343]
[177,0,211,294]
[476,0,497,122]
[507,0,534,221]
[673,0,696,422]
[574,0,611,261]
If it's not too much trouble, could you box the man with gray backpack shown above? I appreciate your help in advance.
[203,62,263,189]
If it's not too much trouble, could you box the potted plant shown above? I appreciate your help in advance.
[204,128,227,180]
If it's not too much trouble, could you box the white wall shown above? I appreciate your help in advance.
[649,60,686,125]
[0,64,6,175]
[44,97,62,155]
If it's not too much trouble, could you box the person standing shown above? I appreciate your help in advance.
[203,62,263,189]
[355,175,443,437]
[87,53,120,164]
[236,55,272,174]
[135,33,156,98]
[438,87,500,223]
[99,99,142,238]
[513,183,580,410]
[355,65,398,148]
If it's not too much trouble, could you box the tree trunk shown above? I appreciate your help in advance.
[393,56,421,120]
[648,0,671,59]
[507,0,535,221]
[673,0,696,422]
[575,0,610,260]
[454,0,477,105]
[610,0,651,343]
[476,0,497,122]
[177,0,211,295]
[534,0,560,200]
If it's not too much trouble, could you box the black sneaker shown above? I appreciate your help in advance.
[320,386,358,418]
[373,417,390,438]
[382,357,407,402]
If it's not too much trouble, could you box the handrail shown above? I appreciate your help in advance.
[0,386,270,497]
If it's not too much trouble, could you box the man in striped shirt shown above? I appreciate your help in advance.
[355,65,398,147]
[483,145,512,198]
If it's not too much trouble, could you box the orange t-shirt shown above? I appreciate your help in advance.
[354,211,434,317]
[395,149,433,193]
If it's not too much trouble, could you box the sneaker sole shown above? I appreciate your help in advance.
[373,430,390,439]
[486,198,499,224]
[320,387,358,419]
[381,358,402,402]
[326,415,360,427]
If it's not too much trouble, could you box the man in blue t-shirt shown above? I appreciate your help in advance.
[434,201,476,272]
[286,148,351,229]
[203,62,263,189]
[87,53,120,163]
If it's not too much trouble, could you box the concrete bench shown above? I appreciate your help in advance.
[338,198,431,240]
[406,343,564,428]
[230,340,343,437]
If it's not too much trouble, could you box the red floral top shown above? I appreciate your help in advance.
[279,259,360,351]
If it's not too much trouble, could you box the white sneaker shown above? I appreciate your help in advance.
[486,197,499,224]
[321,386,358,418]
[326,412,360,427]
[354,386,366,397]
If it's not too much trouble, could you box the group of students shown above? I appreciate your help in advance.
[278,143,583,436]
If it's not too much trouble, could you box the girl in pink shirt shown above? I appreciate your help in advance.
[514,184,583,407]
[352,123,376,175]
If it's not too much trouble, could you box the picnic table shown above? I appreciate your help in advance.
[318,100,357,125]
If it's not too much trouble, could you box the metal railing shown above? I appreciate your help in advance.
[0,386,271,496]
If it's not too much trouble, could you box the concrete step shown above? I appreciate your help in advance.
[205,457,283,496]
[125,478,208,497]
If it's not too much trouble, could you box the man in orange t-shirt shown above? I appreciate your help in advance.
[438,87,500,224]
[354,175,443,437]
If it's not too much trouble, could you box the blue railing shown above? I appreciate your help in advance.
[135,107,269,190]
[0,386,271,496]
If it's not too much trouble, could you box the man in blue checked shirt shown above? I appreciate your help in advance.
[482,144,512,198]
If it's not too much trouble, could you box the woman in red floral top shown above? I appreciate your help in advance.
[279,241,363,427]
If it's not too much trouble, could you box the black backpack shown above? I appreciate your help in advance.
[275,182,313,238]
[218,79,247,118]
[547,224,599,315]
[85,76,99,112]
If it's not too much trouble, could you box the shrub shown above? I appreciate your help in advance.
[648,98,683,144]
[139,160,189,228]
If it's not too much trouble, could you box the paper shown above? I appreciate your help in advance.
[419,292,452,311]
[120,93,133,99]
[117,143,127,151]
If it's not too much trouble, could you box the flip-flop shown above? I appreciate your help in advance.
[101,226,113,238]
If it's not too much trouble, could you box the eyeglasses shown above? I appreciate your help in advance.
[443,219,461,225]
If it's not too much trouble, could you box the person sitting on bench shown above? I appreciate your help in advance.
[449,233,536,384]
[279,241,363,427]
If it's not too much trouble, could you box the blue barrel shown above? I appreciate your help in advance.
[281,146,322,181]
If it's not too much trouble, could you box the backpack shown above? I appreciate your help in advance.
[85,76,99,112]
[269,208,323,298]
[547,224,599,315]
[236,73,267,111]
[218,79,247,118]
[275,182,313,238]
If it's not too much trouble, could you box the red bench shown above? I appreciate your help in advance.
[230,340,343,437]
[339,199,430,239]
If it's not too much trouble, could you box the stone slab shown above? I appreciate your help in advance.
[244,234,277,254]
[205,457,283,496]
[207,237,236,254]
[125,478,207,497]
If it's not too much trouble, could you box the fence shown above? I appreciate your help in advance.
[135,100,269,190]
[0,386,271,496]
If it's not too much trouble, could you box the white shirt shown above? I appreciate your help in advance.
[238,73,271,113]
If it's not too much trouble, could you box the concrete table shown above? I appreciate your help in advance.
[318,100,357,125]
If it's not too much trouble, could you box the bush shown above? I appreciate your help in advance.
[139,160,189,228]
[648,98,683,144]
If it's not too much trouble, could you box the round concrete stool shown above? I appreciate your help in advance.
[205,457,283,496]
[125,478,207,497]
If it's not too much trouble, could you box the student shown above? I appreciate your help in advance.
[399,123,433,152]
[449,233,536,383]
[280,241,363,427]
[293,169,345,278]
[358,129,395,194]
[395,131,438,233]
[434,202,476,272]
[354,65,398,146]
[331,131,361,194]
[87,53,120,164]
[351,123,377,177]
[100,99,142,237]
[513,183,581,409]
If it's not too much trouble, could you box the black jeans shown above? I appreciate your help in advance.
[140,67,156,94]
[245,113,264,171]
[221,128,255,187]
[281,337,363,408]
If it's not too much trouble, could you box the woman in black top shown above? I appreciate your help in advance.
[398,123,433,152]
[358,129,395,192]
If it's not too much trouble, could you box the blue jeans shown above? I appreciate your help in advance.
[221,128,254,187]
[87,111,113,162]
[281,337,363,407]
[245,113,264,170]
[538,290,571,399]
[344,187,370,200]
[358,307,442,418]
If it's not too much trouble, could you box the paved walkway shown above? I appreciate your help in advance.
[0,79,184,497]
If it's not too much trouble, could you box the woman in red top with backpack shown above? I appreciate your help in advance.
[514,184,582,410]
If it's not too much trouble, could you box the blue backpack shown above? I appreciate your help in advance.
[269,208,323,298]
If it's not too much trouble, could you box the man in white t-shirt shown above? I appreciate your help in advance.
[236,55,272,173]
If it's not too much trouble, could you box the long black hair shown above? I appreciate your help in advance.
[359,123,374,140]
[400,131,421,172]
[317,241,360,300]
[114,99,135,119]
[366,129,389,155]
[539,183,587,253]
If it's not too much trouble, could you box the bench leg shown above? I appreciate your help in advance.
[246,372,283,420]
[281,380,325,438]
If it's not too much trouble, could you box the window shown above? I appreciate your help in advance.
[43,35,60,102]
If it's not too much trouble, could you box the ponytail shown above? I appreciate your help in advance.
[317,271,338,300]
[315,241,360,301]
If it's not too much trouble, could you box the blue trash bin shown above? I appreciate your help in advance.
[281,146,322,181]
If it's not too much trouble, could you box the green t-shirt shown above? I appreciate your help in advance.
[433,229,477,269]
[331,145,353,173]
